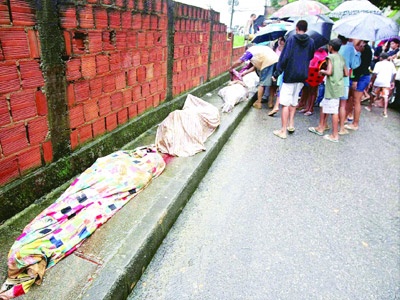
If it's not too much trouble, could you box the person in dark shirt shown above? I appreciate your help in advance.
[345,41,372,131]
[272,20,315,139]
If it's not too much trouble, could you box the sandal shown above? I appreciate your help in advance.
[253,102,262,109]
[323,134,339,143]
[308,127,323,136]
[273,130,287,139]
[344,124,358,131]
[287,127,295,134]
[268,109,279,117]
[304,111,313,116]
[338,129,349,135]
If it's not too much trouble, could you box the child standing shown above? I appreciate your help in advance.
[308,38,348,143]
[365,52,396,117]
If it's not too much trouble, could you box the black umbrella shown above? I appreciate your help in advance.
[252,22,294,44]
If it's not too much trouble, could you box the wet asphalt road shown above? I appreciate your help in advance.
[129,104,400,300]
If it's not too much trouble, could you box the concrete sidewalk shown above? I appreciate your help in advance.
[0,86,256,300]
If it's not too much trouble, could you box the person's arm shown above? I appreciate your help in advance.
[343,63,349,77]
[273,40,290,78]
[229,59,243,72]
[368,73,377,89]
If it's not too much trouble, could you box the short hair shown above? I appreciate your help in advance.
[391,38,400,44]
[337,34,348,44]
[329,38,342,51]
[380,52,389,59]
[296,20,308,32]
[250,13,256,18]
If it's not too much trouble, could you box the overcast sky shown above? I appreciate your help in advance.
[175,0,267,28]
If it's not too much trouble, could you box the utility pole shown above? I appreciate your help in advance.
[264,0,268,18]
[228,0,239,31]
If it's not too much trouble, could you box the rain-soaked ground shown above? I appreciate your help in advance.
[129,103,400,300]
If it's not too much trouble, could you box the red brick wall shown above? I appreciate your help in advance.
[0,0,233,186]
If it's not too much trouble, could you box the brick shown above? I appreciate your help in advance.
[92,118,106,137]
[78,6,94,29]
[117,108,127,125]
[74,80,90,103]
[136,66,146,83]
[137,32,146,48]
[63,31,72,56]
[94,8,108,29]
[0,124,28,156]
[115,72,126,90]
[110,92,122,111]
[19,60,44,89]
[9,0,35,26]
[145,97,152,109]
[27,30,40,58]
[89,77,102,99]
[0,63,20,93]
[0,156,19,185]
[126,32,136,48]
[69,104,84,129]
[105,113,117,131]
[0,97,9,126]
[88,31,102,53]
[115,0,123,8]
[27,117,48,145]
[59,6,77,28]
[121,11,131,29]
[132,85,141,100]
[67,83,75,107]
[0,29,30,60]
[140,50,149,64]
[121,51,132,69]
[137,99,145,114]
[102,31,115,51]
[149,79,158,94]
[83,99,98,122]
[145,32,154,47]
[109,52,121,71]
[146,63,154,81]
[96,53,109,74]
[102,75,115,93]
[127,69,136,86]
[0,4,11,25]
[78,123,92,143]
[98,95,111,116]
[153,93,160,107]
[142,14,150,30]
[141,82,150,97]
[70,129,78,150]
[116,32,127,49]
[42,140,53,163]
[122,89,132,106]
[66,58,81,81]
[128,103,137,119]
[10,90,37,122]
[150,15,158,30]
[157,77,165,92]
[18,145,41,173]
[81,55,96,79]
[108,10,121,29]
[131,13,142,30]
[132,51,140,67]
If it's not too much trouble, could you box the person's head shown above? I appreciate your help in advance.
[245,42,255,50]
[337,34,348,45]
[250,13,256,20]
[296,20,308,33]
[390,38,400,50]
[328,38,342,52]
[278,36,285,45]
[354,39,367,52]
[379,52,389,60]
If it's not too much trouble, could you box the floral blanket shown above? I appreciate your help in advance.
[0,146,165,299]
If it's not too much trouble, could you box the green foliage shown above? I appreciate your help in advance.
[371,0,400,10]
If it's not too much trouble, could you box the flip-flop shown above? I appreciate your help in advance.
[308,127,323,136]
[344,124,358,131]
[268,109,279,116]
[253,102,262,109]
[323,134,339,143]
[287,127,295,134]
[273,130,287,139]
[338,129,349,135]
[304,111,313,116]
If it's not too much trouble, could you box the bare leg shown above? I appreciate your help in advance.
[268,85,277,108]
[339,100,348,134]
[352,90,362,128]
[331,113,339,139]
[382,95,388,117]
[288,105,296,128]
[277,105,289,137]
[253,85,264,109]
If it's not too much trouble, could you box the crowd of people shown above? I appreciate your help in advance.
[230,15,399,142]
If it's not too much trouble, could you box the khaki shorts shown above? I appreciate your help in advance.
[320,98,340,114]
[279,82,304,107]
[372,86,390,98]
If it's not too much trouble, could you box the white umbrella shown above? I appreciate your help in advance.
[271,0,331,19]
[332,13,399,41]
[329,0,382,19]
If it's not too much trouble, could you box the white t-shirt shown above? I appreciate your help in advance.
[373,60,396,87]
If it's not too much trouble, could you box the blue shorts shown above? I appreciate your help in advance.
[259,64,274,87]
[351,74,371,92]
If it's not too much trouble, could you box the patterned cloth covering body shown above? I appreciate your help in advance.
[0,146,165,299]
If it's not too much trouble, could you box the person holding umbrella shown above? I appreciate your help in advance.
[272,20,315,139]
